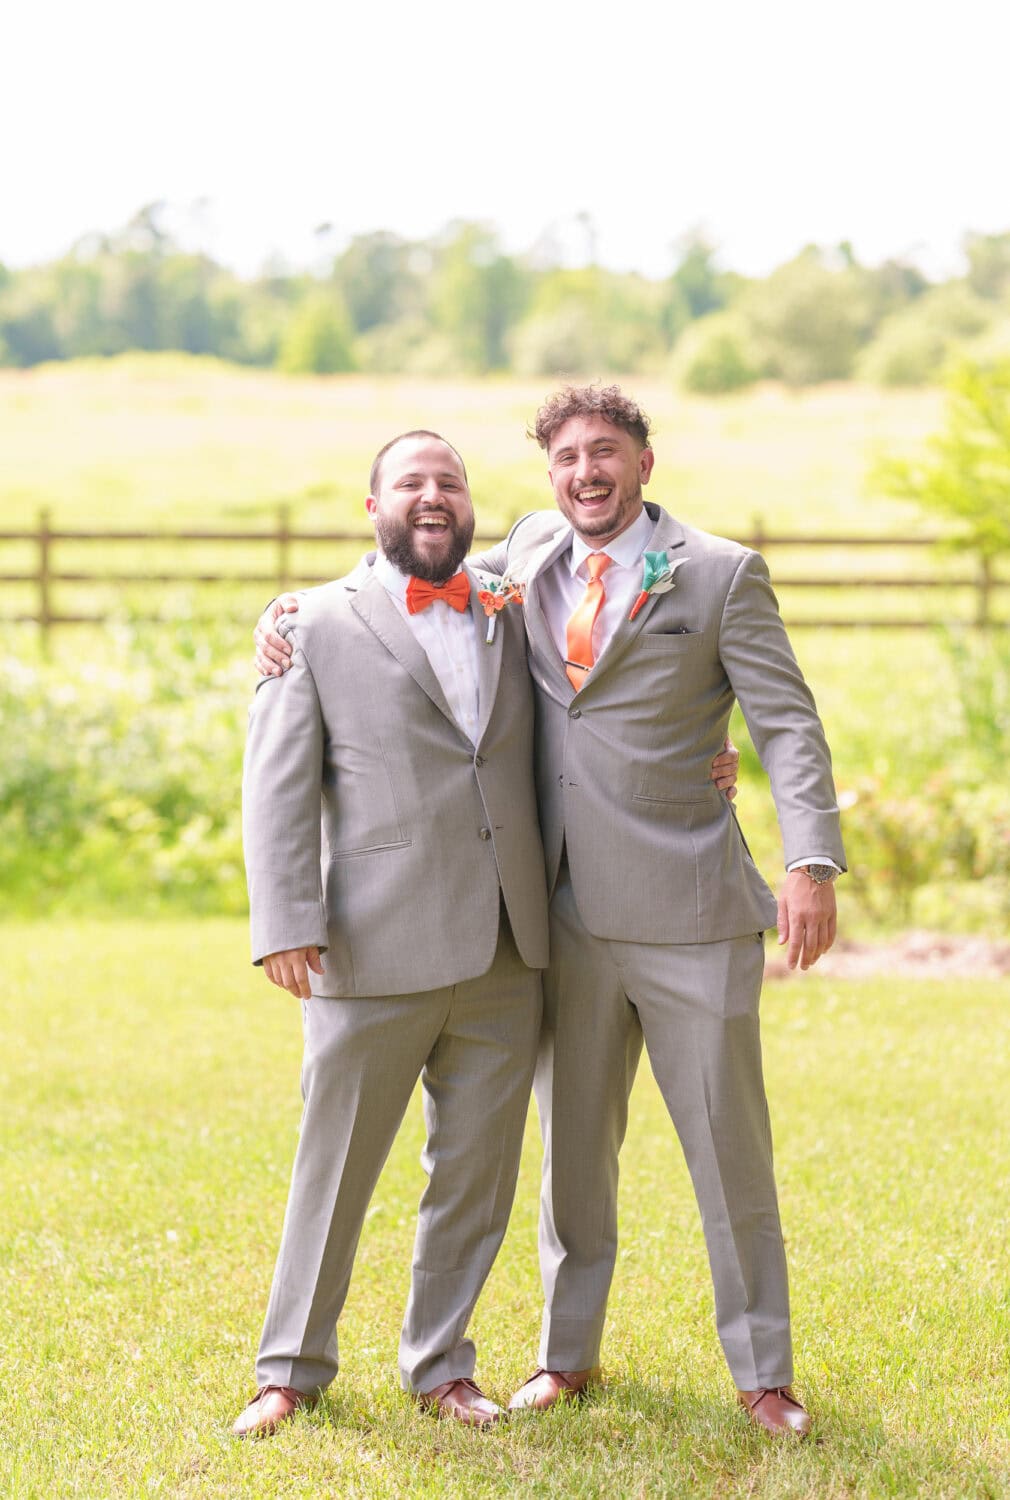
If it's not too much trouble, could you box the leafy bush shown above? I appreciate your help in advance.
[671,311,759,394]
[3,618,250,916]
[857,283,994,386]
[741,249,870,385]
[5,618,1009,929]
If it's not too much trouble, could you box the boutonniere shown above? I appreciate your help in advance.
[477,571,526,645]
[629,551,690,621]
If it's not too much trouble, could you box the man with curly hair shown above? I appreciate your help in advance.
[254,387,841,1436]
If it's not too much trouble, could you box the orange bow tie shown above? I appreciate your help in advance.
[405,572,471,615]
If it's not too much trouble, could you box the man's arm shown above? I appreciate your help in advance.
[243,623,329,987]
[468,540,510,574]
[718,551,845,970]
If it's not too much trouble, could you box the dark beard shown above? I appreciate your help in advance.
[376,511,475,583]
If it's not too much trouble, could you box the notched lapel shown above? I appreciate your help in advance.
[520,526,575,697]
[349,574,456,725]
[469,568,505,745]
[580,508,691,689]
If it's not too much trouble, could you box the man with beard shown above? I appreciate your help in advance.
[235,430,550,1435]
[254,387,840,1438]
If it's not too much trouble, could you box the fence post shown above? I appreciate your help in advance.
[277,503,291,592]
[38,507,52,652]
[751,514,766,553]
[977,553,992,627]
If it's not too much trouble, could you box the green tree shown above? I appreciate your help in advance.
[743,247,869,385]
[510,266,665,377]
[670,232,727,321]
[428,222,530,372]
[874,360,1010,558]
[964,230,1010,301]
[673,311,759,394]
[334,231,422,333]
[277,289,356,373]
[858,282,993,386]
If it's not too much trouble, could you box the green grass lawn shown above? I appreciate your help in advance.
[5,922,1009,1498]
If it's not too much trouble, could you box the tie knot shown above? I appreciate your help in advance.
[586,553,612,582]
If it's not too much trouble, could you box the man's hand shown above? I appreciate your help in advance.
[263,946,324,998]
[254,593,301,677]
[776,872,837,971]
[710,736,740,801]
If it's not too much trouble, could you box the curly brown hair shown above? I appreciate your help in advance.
[530,384,653,452]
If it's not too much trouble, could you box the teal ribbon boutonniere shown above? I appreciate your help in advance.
[629,550,690,620]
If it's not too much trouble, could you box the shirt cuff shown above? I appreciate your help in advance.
[787,857,842,874]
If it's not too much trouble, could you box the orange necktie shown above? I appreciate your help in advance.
[565,553,612,690]
[405,572,471,615]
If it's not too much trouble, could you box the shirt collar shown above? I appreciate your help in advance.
[374,552,466,602]
[569,505,655,576]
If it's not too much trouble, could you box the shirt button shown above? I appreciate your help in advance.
[569,707,582,719]
[474,755,485,767]
[479,827,492,840]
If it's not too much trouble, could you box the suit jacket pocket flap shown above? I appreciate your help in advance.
[637,631,705,652]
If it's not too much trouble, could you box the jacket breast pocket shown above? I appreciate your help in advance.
[636,630,705,653]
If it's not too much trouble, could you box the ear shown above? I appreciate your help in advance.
[639,446,655,487]
[365,495,378,519]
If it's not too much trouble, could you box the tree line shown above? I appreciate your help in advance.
[2,206,1009,390]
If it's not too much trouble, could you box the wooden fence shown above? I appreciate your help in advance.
[1,506,1006,642]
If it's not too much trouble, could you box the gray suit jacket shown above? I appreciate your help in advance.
[242,559,550,996]
[478,502,845,945]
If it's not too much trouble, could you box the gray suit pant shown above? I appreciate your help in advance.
[255,910,541,1395]
[534,860,792,1389]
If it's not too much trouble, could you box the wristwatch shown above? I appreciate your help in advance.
[797,863,838,885]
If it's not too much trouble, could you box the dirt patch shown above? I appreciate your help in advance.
[765,930,1010,980]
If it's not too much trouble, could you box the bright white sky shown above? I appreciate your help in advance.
[2,0,1007,281]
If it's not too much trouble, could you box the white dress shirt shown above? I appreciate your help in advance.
[373,554,481,746]
[537,506,655,667]
[537,507,838,876]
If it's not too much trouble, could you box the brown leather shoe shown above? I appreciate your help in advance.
[417,1377,504,1427]
[232,1384,317,1438]
[737,1386,811,1437]
[508,1367,599,1412]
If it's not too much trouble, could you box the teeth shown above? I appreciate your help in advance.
[414,516,448,527]
[577,487,610,501]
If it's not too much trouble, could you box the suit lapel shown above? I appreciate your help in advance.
[579,506,691,689]
[468,565,505,747]
[520,525,577,695]
[348,569,456,726]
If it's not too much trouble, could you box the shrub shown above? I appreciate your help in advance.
[672,311,759,394]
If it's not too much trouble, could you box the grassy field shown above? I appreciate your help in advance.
[3,357,1004,632]
[0,355,943,535]
[4,922,1009,1498]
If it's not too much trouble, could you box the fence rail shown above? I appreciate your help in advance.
[2,506,1006,641]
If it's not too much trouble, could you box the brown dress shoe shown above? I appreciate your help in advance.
[417,1377,504,1428]
[508,1367,599,1412]
[232,1384,317,1438]
[737,1386,811,1437]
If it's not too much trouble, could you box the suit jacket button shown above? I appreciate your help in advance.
[569,707,582,719]
[479,826,492,840]
[474,754,485,767]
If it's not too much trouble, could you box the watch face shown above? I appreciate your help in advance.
[808,864,835,883]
